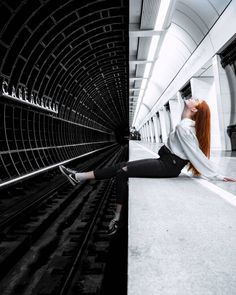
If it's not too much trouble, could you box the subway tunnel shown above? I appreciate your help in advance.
[0,1,129,294]
[1,0,236,295]
[0,0,129,188]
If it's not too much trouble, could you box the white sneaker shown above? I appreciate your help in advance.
[59,165,79,186]
[107,218,119,236]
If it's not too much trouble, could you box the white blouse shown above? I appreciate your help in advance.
[166,118,224,181]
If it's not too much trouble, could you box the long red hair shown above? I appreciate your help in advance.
[187,100,211,176]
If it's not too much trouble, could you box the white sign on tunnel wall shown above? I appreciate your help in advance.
[1,80,58,114]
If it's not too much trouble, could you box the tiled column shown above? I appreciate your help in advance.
[212,55,231,150]
[152,118,156,142]
[145,122,149,141]
[159,108,168,143]
[149,119,154,143]
[146,120,151,142]
[157,113,162,143]
[164,104,172,133]
[141,127,144,140]
[169,97,182,129]
[145,123,149,141]
[190,73,222,150]
[142,124,146,141]
[139,127,143,140]
[153,114,160,143]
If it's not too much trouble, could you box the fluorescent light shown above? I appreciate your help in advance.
[144,63,152,78]
[147,36,160,61]
[131,78,147,123]
[138,89,144,99]
[132,0,173,127]
[132,36,159,126]
[133,89,144,120]
[141,79,147,90]
[154,0,171,30]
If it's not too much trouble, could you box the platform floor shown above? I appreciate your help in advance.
[128,141,236,295]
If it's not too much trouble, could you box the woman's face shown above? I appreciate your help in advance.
[184,98,201,110]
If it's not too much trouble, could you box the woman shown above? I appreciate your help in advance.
[59,98,236,235]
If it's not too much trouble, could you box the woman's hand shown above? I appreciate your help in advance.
[223,176,236,182]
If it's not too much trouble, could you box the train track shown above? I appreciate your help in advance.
[0,145,120,228]
[0,145,128,295]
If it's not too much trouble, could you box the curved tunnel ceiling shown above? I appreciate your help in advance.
[130,0,231,128]
[0,0,129,133]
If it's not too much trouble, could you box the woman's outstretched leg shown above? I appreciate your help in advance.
[60,155,185,235]
[59,162,127,185]
[75,171,95,181]
[59,157,160,185]
[59,165,95,185]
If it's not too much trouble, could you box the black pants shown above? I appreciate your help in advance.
[94,145,189,204]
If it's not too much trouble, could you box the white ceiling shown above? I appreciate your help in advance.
[129,0,231,128]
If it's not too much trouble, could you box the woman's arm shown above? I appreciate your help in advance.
[222,176,236,182]
[176,125,236,182]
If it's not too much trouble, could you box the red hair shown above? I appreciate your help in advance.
[187,100,211,176]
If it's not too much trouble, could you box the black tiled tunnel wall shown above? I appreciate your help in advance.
[0,0,129,183]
